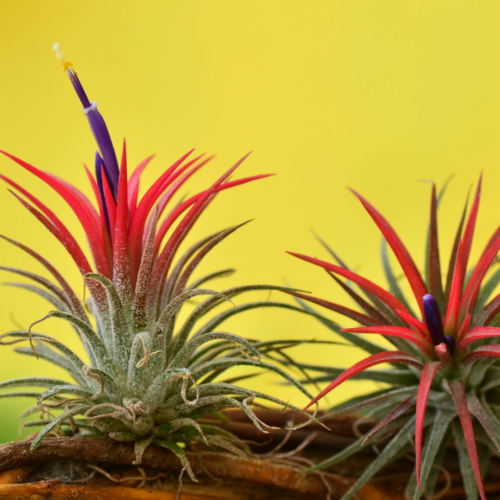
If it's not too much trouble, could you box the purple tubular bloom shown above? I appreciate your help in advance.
[95,151,112,234]
[422,294,446,346]
[444,335,455,354]
[67,69,120,197]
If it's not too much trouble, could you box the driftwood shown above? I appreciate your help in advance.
[0,410,498,499]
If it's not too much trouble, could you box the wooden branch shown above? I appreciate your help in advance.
[0,436,390,499]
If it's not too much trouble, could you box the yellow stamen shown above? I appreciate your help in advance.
[61,61,73,71]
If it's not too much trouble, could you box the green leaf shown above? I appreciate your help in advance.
[154,289,231,372]
[0,266,69,307]
[170,331,260,370]
[145,368,191,410]
[191,357,313,399]
[452,419,479,500]
[14,345,88,388]
[0,377,69,390]
[381,239,415,315]
[187,269,235,290]
[44,311,121,381]
[474,265,500,317]
[339,415,420,500]
[85,273,132,371]
[38,384,94,403]
[327,386,419,418]
[412,410,456,499]
[3,283,68,311]
[155,439,197,482]
[291,294,387,355]
[177,285,304,350]
[30,404,89,450]
[424,427,452,498]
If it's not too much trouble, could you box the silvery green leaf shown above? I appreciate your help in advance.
[45,311,121,381]
[186,269,235,291]
[0,377,70,390]
[155,439,197,482]
[339,415,420,500]
[3,283,68,311]
[452,419,479,500]
[191,357,313,399]
[161,289,233,362]
[411,410,455,499]
[14,345,88,387]
[38,384,94,404]
[145,368,191,410]
[169,331,260,370]
[30,404,89,450]
[85,273,132,370]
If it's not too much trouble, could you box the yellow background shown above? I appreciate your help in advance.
[1,1,500,441]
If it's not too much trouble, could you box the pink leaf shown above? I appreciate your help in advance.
[287,252,411,315]
[462,344,500,365]
[444,241,463,334]
[448,379,487,500]
[415,361,442,487]
[342,326,433,356]
[459,235,500,319]
[287,291,382,327]
[395,309,428,337]
[461,176,482,283]
[352,190,427,315]
[302,351,423,412]
[457,326,500,353]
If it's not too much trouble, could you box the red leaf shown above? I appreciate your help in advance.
[415,361,442,487]
[352,190,427,315]
[113,141,132,301]
[0,151,111,277]
[459,236,500,319]
[287,252,411,315]
[444,241,463,334]
[7,191,92,277]
[342,326,433,356]
[448,379,487,500]
[287,291,382,327]
[128,154,155,216]
[457,314,471,342]
[395,309,428,337]
[84,165,113,269]
[461,176,482,283]
[154,174,273,255]
[445,194,468,300]
[127,149,195,268]
[462,344,500,365]
[457,326,500,353]
[302,351,423,412]
[479,293,500,325]
[148,154,254,308]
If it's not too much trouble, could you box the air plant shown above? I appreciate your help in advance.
[288,179,500,500]
[0,45,319,479]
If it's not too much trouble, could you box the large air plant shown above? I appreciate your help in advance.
[289,180,500,500]
[0,46,317,479]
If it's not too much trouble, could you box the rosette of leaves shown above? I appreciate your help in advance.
[0,49,319,479]
[288,179,500,500]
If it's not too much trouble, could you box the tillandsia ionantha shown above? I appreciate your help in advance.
[288,179,500,500]
[0,44,320,479]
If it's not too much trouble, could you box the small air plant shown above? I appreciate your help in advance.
[289,179,500,500]
[0,45,318,479]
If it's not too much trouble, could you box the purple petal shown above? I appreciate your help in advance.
[422,294,445,346]
[95,151,111,234]
[66,69,120,196]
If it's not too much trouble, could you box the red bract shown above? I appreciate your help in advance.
[289,179,500,500]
